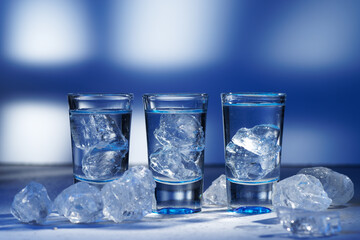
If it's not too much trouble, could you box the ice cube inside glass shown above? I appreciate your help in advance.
[68,93,133,184]
[143,93,208,214]
[221,93,286,212]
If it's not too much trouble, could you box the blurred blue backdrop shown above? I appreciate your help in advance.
[0,0,359,166]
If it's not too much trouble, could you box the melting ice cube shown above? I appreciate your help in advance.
[150,147,202,181]
[54,182,103,223]
[203,174,227,206]
[70,113,129,180]
[226,124,281,180]
[276,207,341,237]
[272,174,332,211]
[154,114,205,151]
[70,114,121,150]
[82,140,128,180]
[298,167,354,206]
[11,182,52,224]
[101,166,156,223]
[150,114,204,180]
[232,124,281,156]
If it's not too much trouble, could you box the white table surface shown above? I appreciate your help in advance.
[0,165,359,240]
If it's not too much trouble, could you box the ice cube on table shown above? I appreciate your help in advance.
[298,167,354,206]
[272,174,332,211]
[54,182,103,223]
[149,147,202,181]
[203,174,227,206]
[225,124,281,180]
[82,140,128,180]
[101,166,156,223]
[11,182,52,224]
[70,114,123,150]
[154,114,205,151]
[276,207,341,237]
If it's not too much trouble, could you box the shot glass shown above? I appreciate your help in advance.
[68,93,133,184]
[143,93,208,214]
[221,92,286,213]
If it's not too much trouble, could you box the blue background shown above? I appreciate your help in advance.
[0,0,359,166]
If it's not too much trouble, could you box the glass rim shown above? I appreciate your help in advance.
[68,93,134,100]
[143,93,208,97]
[221,92,286,98]
[221,92,286,105]
[143,93,208,101]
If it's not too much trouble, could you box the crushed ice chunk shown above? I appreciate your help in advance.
[226,142,268,179]
[298,167,354,206]
[70,113,129,180]
[154,114,205,150]
[226,124,281,180]
[272,174,332,211]
[232,124,281,156]
[150,114,204,180]
[54,182,103,223]
[70,114,129,180]
[276,207,341,237]
[179,148,202,164]
[203,174,227,206]
[82,140,129,180]
[11,182,52,224]
[101,166,156,223]
[149,147,202,181]
[70,114,122,150]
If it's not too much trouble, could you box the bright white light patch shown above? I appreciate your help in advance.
[109,0,229,70]
[4,0,92,65]
[0,100,71,165]
[128,109,148,167]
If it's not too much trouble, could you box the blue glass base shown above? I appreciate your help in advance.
[74,175,119,184]
[234,206,272,215]
[227,179,275,209]
[74,175,122,189]
[153,178,202,215]
[155,208,201,215]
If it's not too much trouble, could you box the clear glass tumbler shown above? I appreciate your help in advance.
[143,93,208,214]
[221,92,286,213]
[68,93,133,185]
